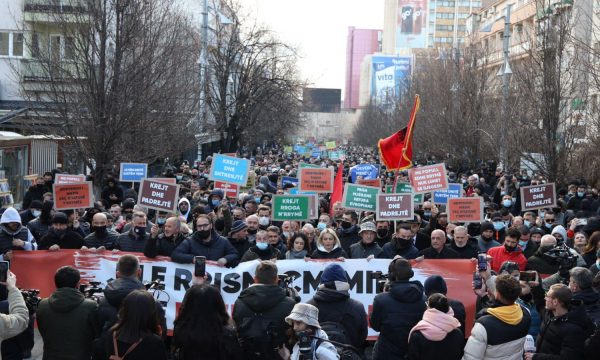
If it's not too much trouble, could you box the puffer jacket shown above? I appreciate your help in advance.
[171,230,239,265]
[349,241,383,259]
[306,286,368,350]
[462,303,531,360]
[370,280,426,360]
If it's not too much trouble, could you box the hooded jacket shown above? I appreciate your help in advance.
[462,303,531,360]
[233,284,296,357]
[39,228,84,250]
[0,207,36,258]
[0,285,29,341]
[306,285,368,350]
[171,230,239,265]
[487,245,528,273]
[370,280,426,360]
[37,287,99,360]
[407,308,464,360]
[178,198,192,223]
[381,239,420,260]
[206,189,225,213]
[534,302,595,360]
[22,183,47,209]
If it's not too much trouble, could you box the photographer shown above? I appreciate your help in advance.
[278,303,339,360]
[37,266,99,359]
[0,271,28,342]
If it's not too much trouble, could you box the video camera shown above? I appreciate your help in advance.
[19,289,41,314]
[79,281,104,302]
[278,274,300,303]
[144,279,166,291]
[144,279,169,307]
[372,271,390,293]
[545,244,578,284]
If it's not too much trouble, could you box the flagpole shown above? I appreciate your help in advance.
[391,95,420,192]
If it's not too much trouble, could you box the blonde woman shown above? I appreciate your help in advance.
[310,228,346,260]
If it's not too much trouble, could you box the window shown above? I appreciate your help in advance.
[49,35,74,61]
[437,1,456,7]
[436,25,454,31]
[0,32,24,57]
[436,12,455,19]
[31,32,40,58]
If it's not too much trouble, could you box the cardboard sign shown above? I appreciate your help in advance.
[119,163,148,182]
[376,194,414,221]
[408,163,448,194]
[209,153,250,186]
[214,181,239,199]
[272,195,310,221]
[433,183,463,204]
[448,197,484,223]
[394,181,424,204]
[152,177,177,184]
[326,141,336,150]
[55,174,86,185]
[342,183,379,212]
[53,182,94,210]
[138,179,180,213]
[282,176,299,188]
[311,150,321,159]
[299,168,333,193]
[520,183,556,210]
[358,178,382,188]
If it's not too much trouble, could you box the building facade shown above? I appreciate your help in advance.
[344,27,382,109]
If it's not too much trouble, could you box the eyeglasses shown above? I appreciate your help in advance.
[196,223,211,229]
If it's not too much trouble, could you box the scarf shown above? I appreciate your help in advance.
[409,308,460,341]
[287,249,307,259]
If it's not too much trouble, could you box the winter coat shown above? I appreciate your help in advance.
[420,246,460,259]
[172,324,243,360]
[143,233,185,258]
[487,245,527,273]
[27,217,50,242]
[450,241,479,259]
[290,329,339,360]
[285,249,308,260]
[228,237,251,266]
[171,231,239,265]
[0,207,36,257]
[233,284,296,359]
[92,333,167,360]
[521,240,539,259]
[349,241,383,259]
[572,288,600,326]
[462,303,531,360]
[407,309,464,360]
[370,280,426,360]
[37,287,99,360]
[526,248,559,275]
[22,184,47,209]
[241,246,281,262]
[337,225,361,255]
[476,236,501,253]
[100,185,123,207]
[306,286,368,350]
[413,232,432,251]
[0,285,29,340]
[39,228,84,250]
[381,240,420,260]
[534,303,595,360]
[310,246,347,259]
[84,229,120,250]
[114,231,148,253]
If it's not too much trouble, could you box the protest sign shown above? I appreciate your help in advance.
[358,178,382,188]
[394,181,424,204]
[11,251,477,337]
[272,195,310,221]
[152,177,177,184]
[433,183,463,204]
[329,151,340,160]
[284,146,293,153]
[55,174,86,185]
[138,179,179,213]
[209,154,250,186]
[53,182,94,210]
[286,190,318,219]
[520,183,556,210]
[298,167,333,193]
[119,163,147,182]
[342,183,379,212]
[448,197,484,223]
[349,163,379,182]
[326,141,336,149]
[214,181,239,199]
[408,163,448,193]
[376,194,414,221]
[299,162,320,169]
[282,176,299,188]
[311,150,321,158]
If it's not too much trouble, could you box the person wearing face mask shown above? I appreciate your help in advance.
[39,212,84,251]
[22,177,48,210]
[487,227,528,273]
[177,198,193,224]
[19,200,42,226]
[101,178,123,207]
[516,225,538,259]
[205,189,225,213]
[171,214,239,266]
[143,217,185,258]
[245,214,260,243]
[566,184,587,212]
[336,211,361,255]
[257,205,272,230]
[113,212,150,252]
[375,221,392,247]
[241,230,281,262]
[27,200,54,242]
[408,216,431,251]
[477,222,502,253]
[381,224,420,260]
[489,212,508,243]
[0,207,37,263]
[82,213,119,251]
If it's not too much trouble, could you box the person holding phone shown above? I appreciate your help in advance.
[0,270,29,340]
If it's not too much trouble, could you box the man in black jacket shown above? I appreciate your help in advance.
[370,258,426,360]
[39,213,84,250]
[83,213,119,250]
[227,220,251,265]
[568,267,600,325]
[449,226,478,259]
[337,210,361,255]
[420,229,459,259]
[306,263,368,352]
[143,217,184,258]
[526,283,594,359]
[233,261,295,360]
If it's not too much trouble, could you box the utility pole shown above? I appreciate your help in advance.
[196,0,209,161]
[498,3,513,172]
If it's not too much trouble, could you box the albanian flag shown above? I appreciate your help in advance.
[377,95,420,171]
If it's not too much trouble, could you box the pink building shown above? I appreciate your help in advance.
[344,27,382,109]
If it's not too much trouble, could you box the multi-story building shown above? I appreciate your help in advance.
[344,27,382,109]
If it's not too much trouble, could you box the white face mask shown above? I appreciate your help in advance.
[259,216,270,226]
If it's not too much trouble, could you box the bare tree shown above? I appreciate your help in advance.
[17,0,200,186]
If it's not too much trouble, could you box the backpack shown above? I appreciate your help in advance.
[315,337,363,360]
[316,301,363,360]
[237,312,284,360]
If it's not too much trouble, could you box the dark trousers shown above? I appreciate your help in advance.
[0,295,35,360]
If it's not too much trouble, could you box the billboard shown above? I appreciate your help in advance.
[396,0,428,49]
[371,55,412,106]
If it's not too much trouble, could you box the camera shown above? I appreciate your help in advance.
[372,271,390,293]
[79,281,104,302]
[544,244,578,284]
[297,331,313,356]
[144,279,166,291]
[278,274,300,303]
[20,289,41,314]
[145,279,169,307]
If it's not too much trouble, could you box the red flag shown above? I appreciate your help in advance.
[329,163,344,217]
[378,95,421,171]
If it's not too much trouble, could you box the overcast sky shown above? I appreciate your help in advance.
[249,0,385,93]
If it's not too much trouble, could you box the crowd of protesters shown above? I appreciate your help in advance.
[0,144,599,359]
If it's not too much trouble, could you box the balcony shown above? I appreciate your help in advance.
[21,59,85,82]
[23,0,89,23]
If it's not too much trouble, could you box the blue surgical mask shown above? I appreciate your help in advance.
[317,222,327,230]
[256,242,269,250]
[255,197,262,204]
[157,218,166,225]
[524,220,531,228]
[577,191,584,198]
[211,199,220,207]
[176,175,183,181]
[423,211,432,218]
[545,223,553,229]
[539,211,545,218]
[518,240,528,248]
[32,210,41,217]
[493,222,505,231]
[502,199,512,208]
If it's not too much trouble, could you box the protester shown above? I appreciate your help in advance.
[337,211,361,255]
[227,220,251,263]
[285,233,310,260]
[143,217,185,258]
[568,267,600,325]
[450,226,478,259]
[407,293,463,360]
[310,228,347,260]
[350,222,383,259]
[37,266,99,359]
[421,229,459,259]
[22,177,47,210]
[0,207,37,260]
[582,231,600,267]
[39,212,84,250]
[424,275,466,335]
[517,225,538,259]
[19,200,42,226]
[100,178,124,207]
[381,224,420,259]
[266,226,288,259]
[27,200,53,242]
[477,221,501,253]
[113,212,149,252]
[241,230,281,262]
[83,213,120,251]
[487,227,528,272]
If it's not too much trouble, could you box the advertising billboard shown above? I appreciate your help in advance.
[396,0,428,49]
[371,55,412,106]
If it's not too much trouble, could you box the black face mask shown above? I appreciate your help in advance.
[93,226,107,236]
[341,221,352,229]
[540,245,554,254]
[197,230,211,239]
[377,229,389,238]
[134,226,146,237]
[396,238,411,249]
[214,219,225,232]
[53,228,66,237]
[247,228,258,235]
[36,184,45,189]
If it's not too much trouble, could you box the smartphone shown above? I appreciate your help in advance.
[519,271,537,282]
[477,253,488,272]
[194,256,206,277]
[0,261,9,283]
[473,272,483,289]
[579,218,588,226]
